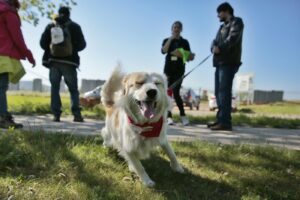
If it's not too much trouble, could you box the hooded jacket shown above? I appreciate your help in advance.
[0,0,31,60]
[40,15,86,68]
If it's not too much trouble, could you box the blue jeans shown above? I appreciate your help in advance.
[49,62,81,117]
[0,73,9,115]
[215,65,239,126]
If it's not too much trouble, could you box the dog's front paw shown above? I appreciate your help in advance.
[102,141,112,148]
[142,179,156,187]
[170,163,185,173]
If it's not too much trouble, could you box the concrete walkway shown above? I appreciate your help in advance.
[14,115,300,151]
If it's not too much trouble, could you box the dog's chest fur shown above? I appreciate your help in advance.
[105,106,166,158]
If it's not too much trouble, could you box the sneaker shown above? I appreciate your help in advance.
[53,115,60,122]
[180,116,189,126]
[0,114,23,129]
[167,117,174,125]
[74,115,84,122]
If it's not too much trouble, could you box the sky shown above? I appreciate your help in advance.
[20,0,300,99]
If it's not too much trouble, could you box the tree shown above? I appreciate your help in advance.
[19,0,77,26]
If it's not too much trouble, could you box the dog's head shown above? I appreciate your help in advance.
[122,72,169,122]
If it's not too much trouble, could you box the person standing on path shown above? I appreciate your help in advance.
[40,6,86,123]
[208,2,244,131]
[162,21,195,126]
[0,0,36,129]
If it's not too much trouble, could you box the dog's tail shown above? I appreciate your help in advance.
[101,65,124,107]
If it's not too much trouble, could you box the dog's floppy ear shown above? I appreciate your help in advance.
[122,75,129,95]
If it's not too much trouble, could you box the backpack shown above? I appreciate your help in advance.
[50,22,73,57]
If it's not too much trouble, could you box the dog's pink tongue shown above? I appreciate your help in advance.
[141,102,155,119]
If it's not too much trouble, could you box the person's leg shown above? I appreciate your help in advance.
[0,73,9,116]
[172,80,185,116]
[208,67,221,128]
[0,73,23,129]
[49,65,62,119]
[216,66,238,127]
[61,64,82,120]
[166,75,175,119]
[171,74,189,125]
[214,67,221,123]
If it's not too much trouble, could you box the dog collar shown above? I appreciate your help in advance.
[127,116,163,138]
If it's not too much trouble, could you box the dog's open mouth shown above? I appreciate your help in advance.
[135,100,157,119]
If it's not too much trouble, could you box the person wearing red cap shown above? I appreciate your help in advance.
[0,0,36,129]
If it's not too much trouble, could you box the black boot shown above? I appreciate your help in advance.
[74,114,84,122]
[53,115,60,122]
[0,114,23,129]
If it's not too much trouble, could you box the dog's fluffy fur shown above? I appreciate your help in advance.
[101,67,184,187]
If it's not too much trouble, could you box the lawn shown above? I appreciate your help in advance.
[7,92,300,129]
[0,131,299,200]
[238,101,300,116]
[7,92,106,119]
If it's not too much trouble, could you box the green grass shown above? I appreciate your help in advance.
[173,114,300,129]
[7,93,300,129]
[238,101,300,116]
[0,131,299,200]
[7,93,106,119]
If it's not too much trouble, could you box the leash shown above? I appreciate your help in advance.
[168,53,212,90]
[24,67,50,82]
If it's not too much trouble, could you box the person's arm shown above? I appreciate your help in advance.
[161,37,174,54]
[40,24,52,51]
[73,24,86,52]
[5,12,35,65]
[218,18,244,52]
[211,39,217,53]
[183,39,195,61]
[211,26,222,54]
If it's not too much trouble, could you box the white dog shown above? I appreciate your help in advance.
[101,67,184,187]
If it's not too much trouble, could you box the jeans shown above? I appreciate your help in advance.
[49,62,81,117]
[0,73,9,115]
[215,65,239,126]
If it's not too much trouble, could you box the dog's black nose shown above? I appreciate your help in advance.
[147,89,157,98]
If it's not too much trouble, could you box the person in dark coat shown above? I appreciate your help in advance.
[208,2,244,131]
[40,6,86,122]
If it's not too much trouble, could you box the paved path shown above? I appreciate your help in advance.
[14,115,300,151]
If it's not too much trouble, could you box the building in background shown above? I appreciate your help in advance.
[235,73,255,104]
[253,90,284,104]
[33,79,43,92]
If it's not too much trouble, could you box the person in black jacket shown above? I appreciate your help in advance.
[208,2,244,131]
[40,6,86,122]
[162,21,195,126]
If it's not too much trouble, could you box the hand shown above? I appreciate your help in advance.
[212,46,220,54]
[188,53,195,61]
[26,50,36,67]
[169,35,176,40]
[170,49,182,58]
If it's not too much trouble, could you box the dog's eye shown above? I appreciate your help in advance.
[135,82,144,86]
[155,82,162,85]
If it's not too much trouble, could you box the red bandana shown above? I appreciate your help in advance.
[127,116,163,138]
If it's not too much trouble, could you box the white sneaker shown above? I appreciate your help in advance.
[180,116,189,126]
[167,117,174,125]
